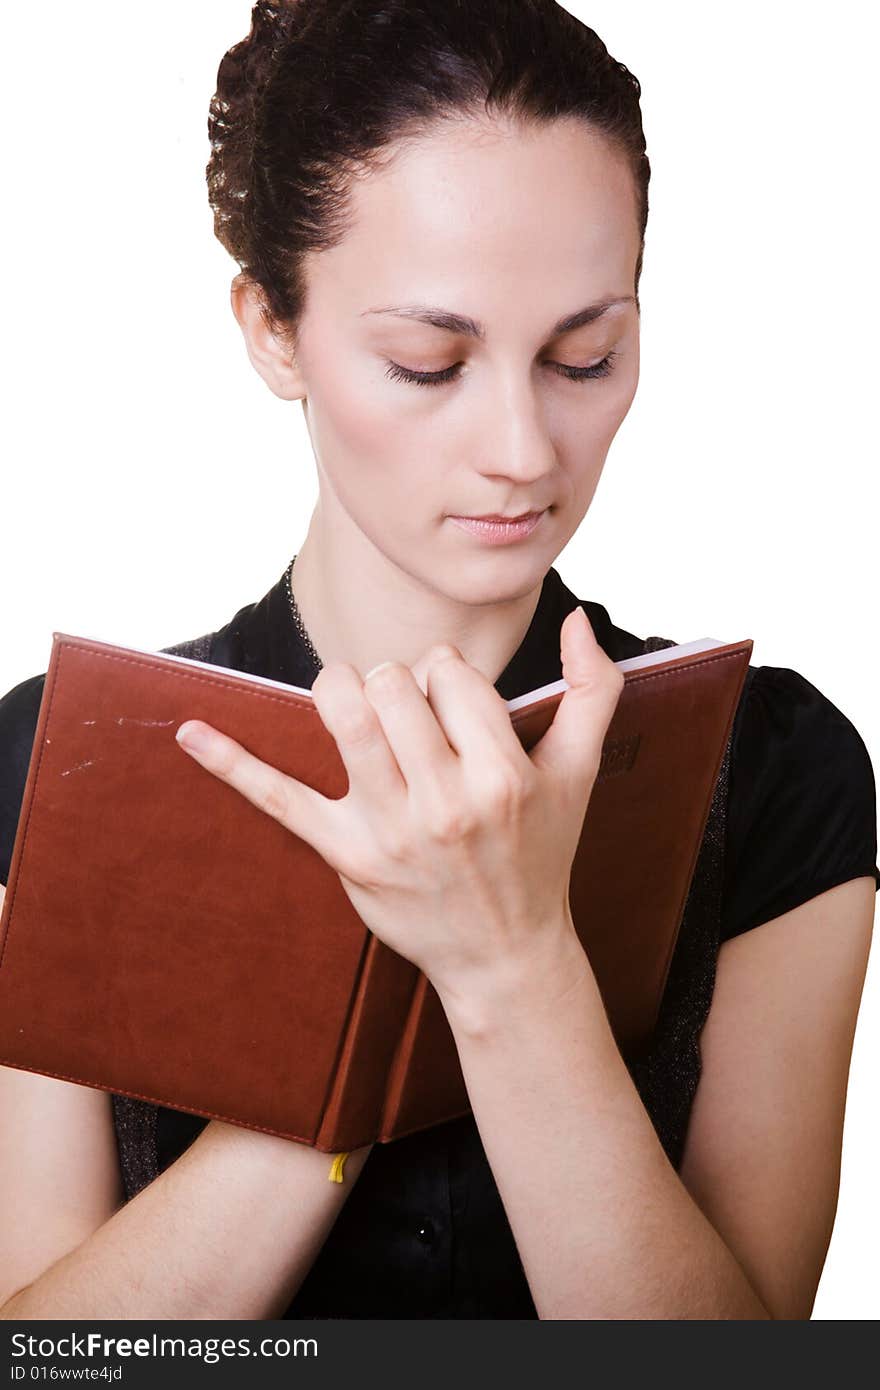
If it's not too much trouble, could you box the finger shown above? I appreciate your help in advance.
[529,606,624,788]
[309,662,406,807]
[174,719,343,866]
[361,656,460,794]
[408,647,435,696]
[423,647,527,770]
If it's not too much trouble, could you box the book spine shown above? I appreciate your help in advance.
[377,971,430,1139]
[313,931,420,1152]
[376,972,472,1143]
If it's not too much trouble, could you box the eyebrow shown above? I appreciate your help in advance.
[360,296,636,340]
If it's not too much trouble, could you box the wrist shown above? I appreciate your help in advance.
[435,916,595,1043]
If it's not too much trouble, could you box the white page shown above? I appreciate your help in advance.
[54,632,728,713]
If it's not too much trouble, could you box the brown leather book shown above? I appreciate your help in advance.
[0,631,751,1151]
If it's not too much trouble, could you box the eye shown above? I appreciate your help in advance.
[384,361,462,387]
[553,351,620,382]
[384,351,620,388]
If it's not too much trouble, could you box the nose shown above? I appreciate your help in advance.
[477,370,557,487]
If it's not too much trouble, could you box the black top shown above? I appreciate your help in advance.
[1,562,878,1319]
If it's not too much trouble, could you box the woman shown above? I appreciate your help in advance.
[1,0,878,1321]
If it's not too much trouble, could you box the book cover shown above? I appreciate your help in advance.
[0,631,752,1150]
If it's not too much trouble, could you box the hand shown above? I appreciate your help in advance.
[174,606,624,1006]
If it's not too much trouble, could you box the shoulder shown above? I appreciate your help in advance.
[0,671,48,883]
[722,663,880,941]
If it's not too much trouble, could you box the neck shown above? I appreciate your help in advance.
[289,504,546,687]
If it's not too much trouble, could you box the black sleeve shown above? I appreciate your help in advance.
[720,664,880,942]
[0,672,47,886]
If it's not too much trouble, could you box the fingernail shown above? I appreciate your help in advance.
[176,721,209,751]
[365,661,395,680]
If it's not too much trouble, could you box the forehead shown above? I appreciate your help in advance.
[305,116,640,318]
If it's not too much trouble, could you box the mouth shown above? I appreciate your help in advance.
[447,509,548,545]
[464,510,544,522]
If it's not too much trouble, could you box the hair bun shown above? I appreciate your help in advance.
[207,1,301,267]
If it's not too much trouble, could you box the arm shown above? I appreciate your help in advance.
[436,876,875,1320]
[1,1116,372,1321]
[166,624,872,1318]
[0,870,371,1322]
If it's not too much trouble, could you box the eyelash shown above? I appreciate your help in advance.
[384,351,620,388]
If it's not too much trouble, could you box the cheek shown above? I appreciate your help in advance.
[306,357,391,464]
[304,356,441,523]
[565,356,639,453]
[598,379,637,445]
[556,396,632,471]
[556,366,638,508]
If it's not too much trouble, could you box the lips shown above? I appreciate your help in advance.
[448,509,548,545]
[453,510,544,522]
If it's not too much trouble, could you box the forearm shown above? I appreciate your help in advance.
[438,928,770,1320]
[1,1121,372,1321]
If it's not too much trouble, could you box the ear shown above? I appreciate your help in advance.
[229,273,307,401]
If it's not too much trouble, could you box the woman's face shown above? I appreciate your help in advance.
[292,115,641,606]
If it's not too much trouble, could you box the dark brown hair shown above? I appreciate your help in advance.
[207,0,650,348]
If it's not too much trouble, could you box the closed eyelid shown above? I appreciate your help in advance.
[383,337,622,373]
[384,350,620,387]
[374,328,623,360]
[380,328,624,365]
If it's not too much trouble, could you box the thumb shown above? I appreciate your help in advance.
[529,606,624,786]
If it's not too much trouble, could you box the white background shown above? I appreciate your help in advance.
[1,1,877,1318]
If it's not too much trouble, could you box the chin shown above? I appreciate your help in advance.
[437,561,549,608]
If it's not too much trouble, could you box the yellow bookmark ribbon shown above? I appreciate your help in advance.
[328,1151,350,1183]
